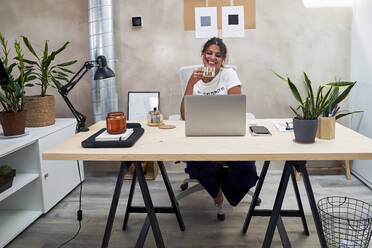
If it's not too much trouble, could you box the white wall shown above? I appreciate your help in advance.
[350,0,372,188]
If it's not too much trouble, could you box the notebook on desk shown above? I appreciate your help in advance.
[184,95,246,136]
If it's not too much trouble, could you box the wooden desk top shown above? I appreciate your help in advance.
[42,119,372,161]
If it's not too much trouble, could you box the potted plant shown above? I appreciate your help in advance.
[316,86,362,139]
[274,72,356,143]
[0,32,33,136]
[21,36,77,127]
[0,165,16,194]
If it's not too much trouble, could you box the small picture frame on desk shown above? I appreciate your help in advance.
[128,91,160,121]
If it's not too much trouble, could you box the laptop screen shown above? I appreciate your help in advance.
[184,95,246,136]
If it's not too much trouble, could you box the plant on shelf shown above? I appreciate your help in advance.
[21,36,77,127]
[274,72,358,142]
[0,32,33,136]
[0,165,16,194]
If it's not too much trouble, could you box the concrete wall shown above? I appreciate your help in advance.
[117,0,352,120]
[0,0,90,122]
[0,0,351,124]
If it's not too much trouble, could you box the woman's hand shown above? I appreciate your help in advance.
[189,67,203,85]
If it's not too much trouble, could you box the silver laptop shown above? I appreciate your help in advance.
[184,95,246,136]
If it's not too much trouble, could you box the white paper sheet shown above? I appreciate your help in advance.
[272,119,293,132]
[195,7,218,38]
[222,6,245,38]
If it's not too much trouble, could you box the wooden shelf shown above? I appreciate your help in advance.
[0,173,39,202]
[0,210,42,248]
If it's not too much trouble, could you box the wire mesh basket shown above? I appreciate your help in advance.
[318,196,372,248]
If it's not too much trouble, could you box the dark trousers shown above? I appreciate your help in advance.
[185,161,258,206]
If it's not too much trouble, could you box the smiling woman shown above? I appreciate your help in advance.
[302,0,353,8]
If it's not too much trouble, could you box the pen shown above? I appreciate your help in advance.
[286,122,293,130]
[332,106,340,117]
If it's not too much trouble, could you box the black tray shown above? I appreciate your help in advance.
[81,123,144,148]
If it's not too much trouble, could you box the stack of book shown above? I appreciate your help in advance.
[95,128,134,141]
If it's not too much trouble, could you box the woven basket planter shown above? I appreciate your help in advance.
[24,95,55,127]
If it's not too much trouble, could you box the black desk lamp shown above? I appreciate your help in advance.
[0,58,9,85]
[58,55,115,132]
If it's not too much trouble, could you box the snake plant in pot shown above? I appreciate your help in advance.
[274,72,357,143]
[21,36,77,127]
[0,32,33,136]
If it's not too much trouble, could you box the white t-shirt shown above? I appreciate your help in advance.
[192,68,242,95]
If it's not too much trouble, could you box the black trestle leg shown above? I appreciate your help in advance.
[242,161,270,234]
[135,216,151,248]
[262,161,292,248]
[135,162,165,248]
[157,161,185,231]
[277,216,292,248]
[102,161,128,248]
[123,164,136,230]
[296,162,328,248]
[290,166,310,236]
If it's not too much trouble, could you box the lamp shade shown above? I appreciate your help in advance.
[94,55,115,80]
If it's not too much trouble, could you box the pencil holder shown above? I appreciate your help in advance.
[316,117,335,140]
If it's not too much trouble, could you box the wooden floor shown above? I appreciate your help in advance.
[7,162,372,248]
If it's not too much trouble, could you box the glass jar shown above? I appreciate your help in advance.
[106,112,126,134]
[147,108,163,126]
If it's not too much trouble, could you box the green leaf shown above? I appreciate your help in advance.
[287,77,303,107]
[303,72,315,115]
[43,40,49,61]
[53,76,69,82]
[58,67,74,74]
[0,92,12,106]
[26,75,37,81]
[54,41,70,56]
[51,77,63,89]
[326,81,356,87]
[336,110,363,120]
[273,71,287,82]
[7,63,16,74]
[56,60,77,67]
[319,87,332,110]
[290,106,302,119]
[51,70,69,78]
[22,36,39,59]
[327,87,339,109]
[315,85,324,112]
[331,84,355,107]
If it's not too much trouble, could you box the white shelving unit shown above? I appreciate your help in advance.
[0,118,83,248]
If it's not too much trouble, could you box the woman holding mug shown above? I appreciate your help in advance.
[180,37,258,214]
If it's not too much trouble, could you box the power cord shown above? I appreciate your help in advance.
[57,160,83,248]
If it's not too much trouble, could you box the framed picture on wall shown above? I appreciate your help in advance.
[128,91,160,121]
